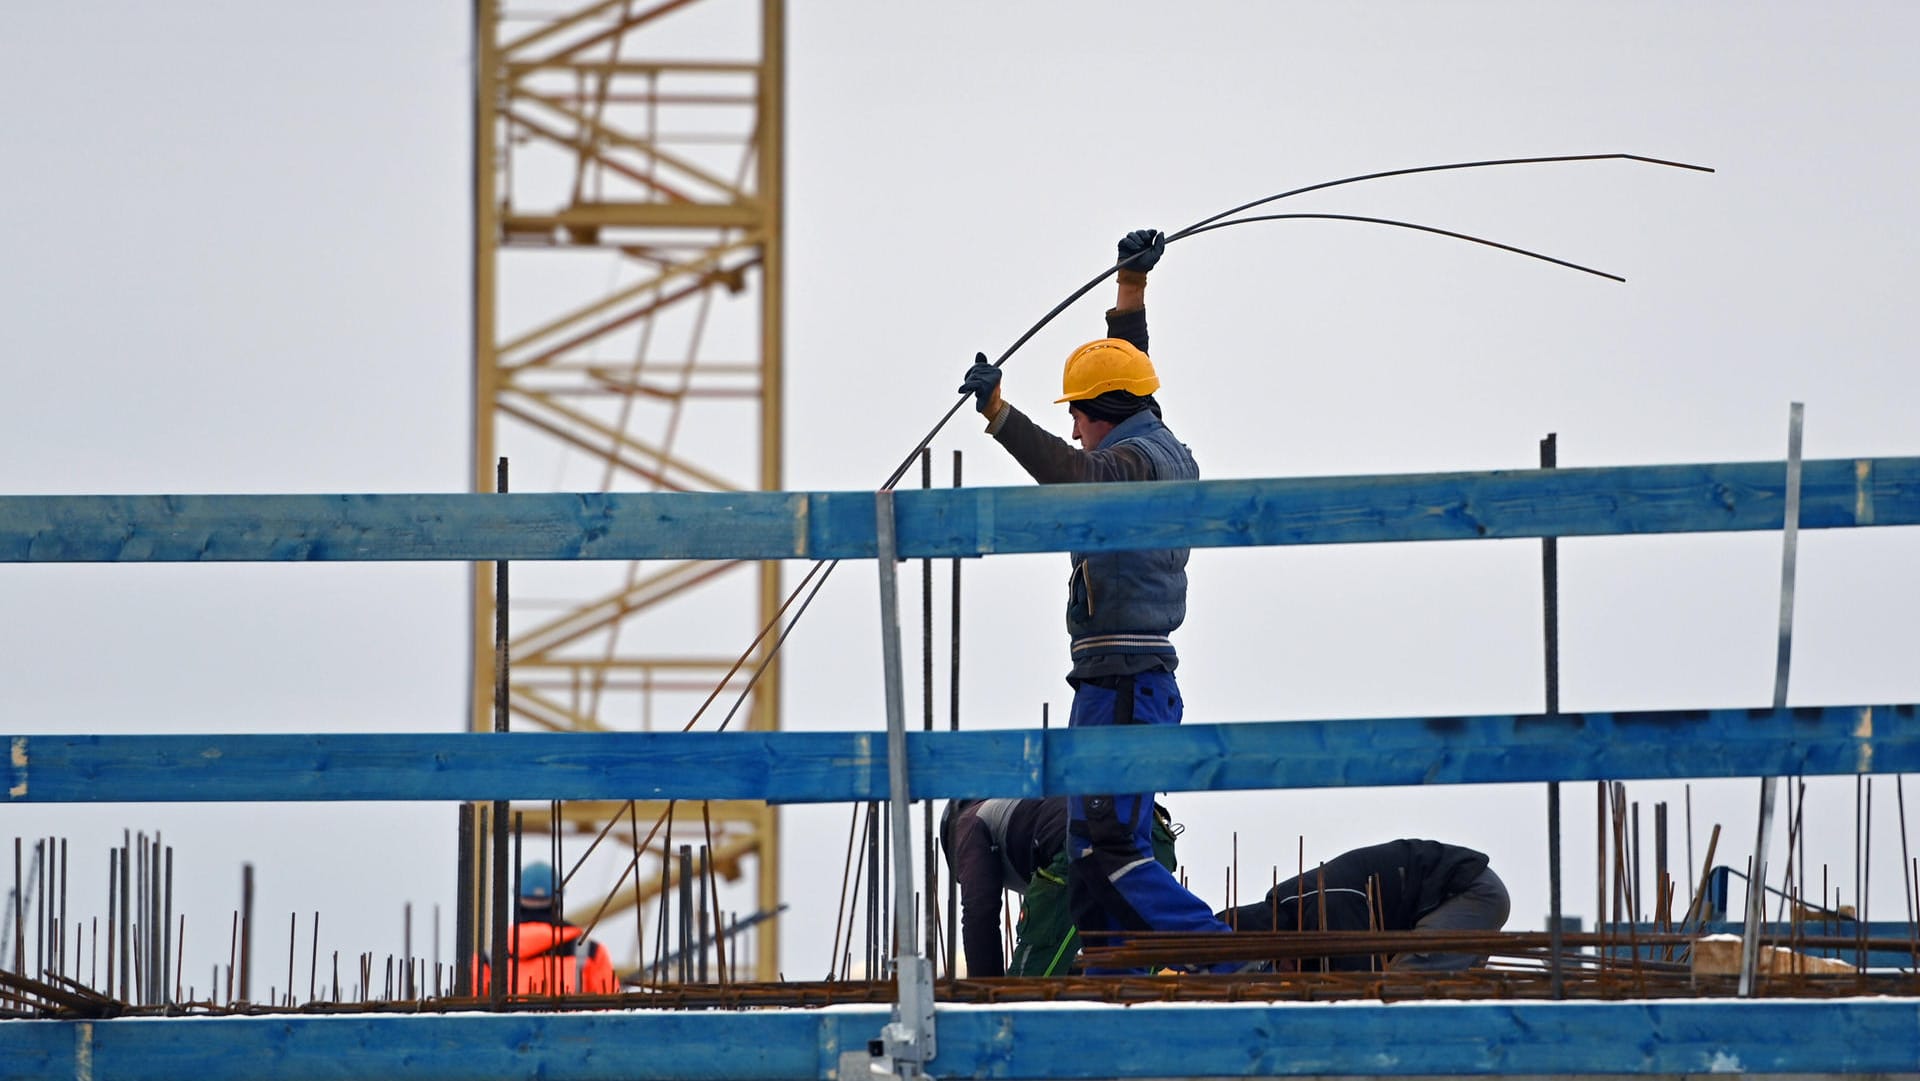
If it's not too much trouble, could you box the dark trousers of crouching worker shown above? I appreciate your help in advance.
[1065,671,1232,974]
[1388,864,1512,970]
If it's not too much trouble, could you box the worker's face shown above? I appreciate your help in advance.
[1069,407,1113,449]
[1070,407,1095,448]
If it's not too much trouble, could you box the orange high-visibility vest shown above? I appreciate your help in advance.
[472,921,618,996]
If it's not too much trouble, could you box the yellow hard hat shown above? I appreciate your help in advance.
[1054,338,1160,403]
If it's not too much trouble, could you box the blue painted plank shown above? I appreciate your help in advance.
[9,705,1913,804]
[3,730,1042,804]
[3,457,1917,563]
[1043,703,1916,794]
[1607,920,1919,968]
[7,1000,1920,1080]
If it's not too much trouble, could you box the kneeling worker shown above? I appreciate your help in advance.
[941,797,1179,977]
[475,861,620,995]
[1217,839,1510,971]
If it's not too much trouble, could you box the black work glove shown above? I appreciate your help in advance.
[958,353,1003,415]
[1117,228,1166,274]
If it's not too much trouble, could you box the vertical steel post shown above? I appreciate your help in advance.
[162,845,173,1004]
[1741,401,1803,995]
[1540,433,1564,998]
[489,457,511,1012]
[239,861,252,1002]
[454,803,475,996]
[679,845,695,985]
[874,488,934,1074]
[946,450,962,980]
[920,449,938,969]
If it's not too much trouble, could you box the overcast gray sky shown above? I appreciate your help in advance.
[4,2,1919,987]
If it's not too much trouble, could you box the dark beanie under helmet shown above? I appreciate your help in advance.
[1073,389,1162,423]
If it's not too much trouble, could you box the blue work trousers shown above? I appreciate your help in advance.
[1065,670,1233,973]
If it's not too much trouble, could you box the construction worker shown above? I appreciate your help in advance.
[957,229,1236,973]
[1215,839,1511,971]
[940,796,1182,977]
[475,861,620,996]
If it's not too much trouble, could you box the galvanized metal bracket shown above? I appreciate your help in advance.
[870,489,936,1076]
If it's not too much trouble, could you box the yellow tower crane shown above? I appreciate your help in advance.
[470,0,784,981]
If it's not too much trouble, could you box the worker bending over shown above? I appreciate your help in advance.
[941,796,1181,976]
[958,229,1236,973]
[1216,839,1510,971]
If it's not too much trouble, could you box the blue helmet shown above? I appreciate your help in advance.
[519,862,556,907]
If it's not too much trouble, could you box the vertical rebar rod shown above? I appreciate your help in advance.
[511,810,523,999]
[920,449,938,971]
[135,836,145,1002]
[103,856,114,997]
[286,912,296,1007]
[678,844,694,984]
[489,458,513,1012]
[1798,779,1808,912]
[546,799,558,933]
[36,839,46,982]
[1741,401,1802,996]
[225,910,237,1006]
[149,836,161,1004]
[946,449,962,980]
[58,839,68,982]
[1596,782,1607,956]
[403,901,414,1001]
[1777,782,1797,923]
[1858,779,1873,971]
[866,802,880,977]
[828,807,860,981]
[1899,777,1914,934]
[1631,802,1643,924]
[701,802,727,984]
[1611,784,1626,924]
[1655,803,1670,927]
[11,837,21,978]
[1539,433,1564,998]
[1685,783,1695,907]
[697,846,710,984]
[652,805,674,987]
[121,837,133,1000]
[628,802,648,987]
[161,844,172,1004]
[239,861,253,1003]
[454,803,475,996]
[309,912,319,1004]
[882,799,892,971]
[1862,777,1873,969]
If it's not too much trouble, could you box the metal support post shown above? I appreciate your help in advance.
[1541,433,1564,998]
[1740,402,1803,995]
[870,489,935,1077]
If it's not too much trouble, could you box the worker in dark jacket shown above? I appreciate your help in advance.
[958,229,1234,972]
[940,796,1181,977]
[1216,839,1511,971]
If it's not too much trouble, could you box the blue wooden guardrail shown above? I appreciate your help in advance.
[2,456,1916,562]
[1605,921,1918,969]
[10,1000,1920,1081]
[6,459,1920,1079]
[8,704,1913,804]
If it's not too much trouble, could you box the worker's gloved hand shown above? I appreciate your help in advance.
[958,353,1003,416]
[1117,228,1166,274]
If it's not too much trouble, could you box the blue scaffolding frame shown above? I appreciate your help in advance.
[5,457,1920,1078]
